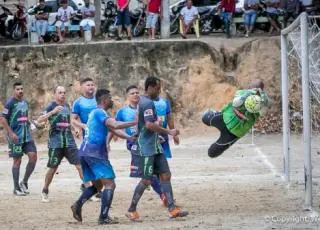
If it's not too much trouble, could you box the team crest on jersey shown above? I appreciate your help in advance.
[144,109,153,117]
[2,108,8,114]
[131,145,137,150]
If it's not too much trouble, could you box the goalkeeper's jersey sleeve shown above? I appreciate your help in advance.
[222,89,268,138]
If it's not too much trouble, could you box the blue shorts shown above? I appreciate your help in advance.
[117,8,131,26]
[244,11,257,25]
[161,141,172,159]
[80,156,115,183]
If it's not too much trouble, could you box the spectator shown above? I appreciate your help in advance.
[179,0,199,39]
[218,0,236,38]
[34,0,50,43]
[283,0,300,27]
[80,0,96,40]
[55,0,75,42]
[146,0,161,40]
[115,0,132,40]
[243,0,259,37]
[266,0,281,35]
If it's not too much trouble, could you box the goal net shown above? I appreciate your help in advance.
[281,13,320,210]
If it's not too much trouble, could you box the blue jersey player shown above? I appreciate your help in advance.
[72,77,97,138]
[0,82,37,196]
[71,89,137,225]
[125,77,188,221]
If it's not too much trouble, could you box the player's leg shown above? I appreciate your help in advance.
[71,156,99,222]
[12,155,24,195]
[20,141,37,194]
[156,154,188,218]
[41,148,63,202]
[99,178,118,224]
[126,155,153,221]
[64,147,83,180]
[208,129,238,158]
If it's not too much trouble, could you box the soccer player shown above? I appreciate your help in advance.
[0,82,37,196]
[125,77,188,221]
[72,77,100,199]
[71,89,137,225]
[37,86,83,202]
[202,79,268,158]
[72,77,97,136]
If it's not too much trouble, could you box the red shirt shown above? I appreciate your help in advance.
[148,0,161,14]
[118,0,128,9]
[220,0,236,13]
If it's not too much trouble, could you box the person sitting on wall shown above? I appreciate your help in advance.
[34,0,50,43]
[80,0,96,41]
[266,0,281,35]
[283,0,300,27]
[179,0,199,39]
[55,0,75,42]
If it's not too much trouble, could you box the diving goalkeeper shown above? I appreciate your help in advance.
[202,79,269,158]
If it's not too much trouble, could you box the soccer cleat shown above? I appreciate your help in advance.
[98,216,119,225]
[125,211,142,222]
[169,207,189,218]
[41,192,50,203]
[13,188,26,196]
[71,202,82,222]
[20,182,30,194]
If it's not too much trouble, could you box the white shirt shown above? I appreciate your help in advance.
[180,6,198,24]
[81,4,95,19]
[57,6,74,22]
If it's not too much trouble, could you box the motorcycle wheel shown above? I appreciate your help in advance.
[170,19,179,35]
[12,24,23,41]
[133,20,146,37]
[200,18,212,35]
[102,19,117,38]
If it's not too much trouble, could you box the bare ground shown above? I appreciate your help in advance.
[1,130,320,230]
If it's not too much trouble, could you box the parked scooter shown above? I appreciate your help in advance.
[130,0,146,37]
[0,5,13,37]
[101,0,118,38]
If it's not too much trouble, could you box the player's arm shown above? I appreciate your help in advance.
[167,101,180,144]
[37,105,64,123]
[71,114,86,130]
[0,104,18,143]
[105,118,137,130]
[110,128,135,142]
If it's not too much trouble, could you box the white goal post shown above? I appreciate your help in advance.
[281,12,320,210]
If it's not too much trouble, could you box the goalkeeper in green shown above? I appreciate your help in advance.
[202,79,269,158]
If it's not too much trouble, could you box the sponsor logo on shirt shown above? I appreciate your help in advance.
[17,117,28,122]
[56,122,70,128]
[2,108,8,114]
[144,109,153,117]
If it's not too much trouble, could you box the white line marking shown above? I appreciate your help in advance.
[255,146,285,181]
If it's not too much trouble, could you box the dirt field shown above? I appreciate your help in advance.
[1,130,320,230]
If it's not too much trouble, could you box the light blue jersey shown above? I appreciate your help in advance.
[72,96,97,124]
[115,105,137,136]
[78,107,110,160]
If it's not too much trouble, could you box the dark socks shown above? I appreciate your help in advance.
[151,176,162,197]
[128,180,148,212]
[23,161,36,184]
[76,186,98,207]
[12,167,20,190]
[99,188,115,220]
[161,181,175,210]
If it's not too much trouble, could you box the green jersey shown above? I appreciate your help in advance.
[222,89,268,138]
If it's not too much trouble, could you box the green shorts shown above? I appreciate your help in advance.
[47,147,79,168]
[9,141,37,158]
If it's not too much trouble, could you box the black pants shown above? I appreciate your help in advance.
[202,111,238,158]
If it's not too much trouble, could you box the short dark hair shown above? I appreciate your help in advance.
[80,77,94,85]
[13,82,23,89]
[126,85,138,93]
[39,0,45,2]
[95,89,110,104]
[144,76,160,91]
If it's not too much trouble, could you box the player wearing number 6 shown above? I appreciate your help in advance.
[202,79,269,158]
[126,77,188,221]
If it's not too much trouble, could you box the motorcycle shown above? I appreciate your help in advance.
[101,0,118,38]
[9,4,28,40]
[0,5,13,37]
[130,0,146,37]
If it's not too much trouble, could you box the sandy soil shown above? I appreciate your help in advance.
[1,130,320,230]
